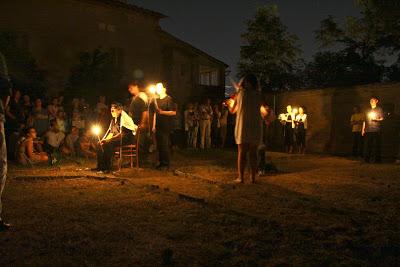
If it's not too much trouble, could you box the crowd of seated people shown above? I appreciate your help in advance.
[4,90,111,166]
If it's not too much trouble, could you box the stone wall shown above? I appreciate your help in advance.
[268,83,400,159]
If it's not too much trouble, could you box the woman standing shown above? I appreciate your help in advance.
[294,107,307,154]
[227,74,265,183]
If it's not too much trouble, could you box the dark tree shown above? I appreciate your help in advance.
[67,48,124,103]
[238,5,302,91]
[0,32,46,97]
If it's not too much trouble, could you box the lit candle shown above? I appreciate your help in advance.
[368,111,376,120]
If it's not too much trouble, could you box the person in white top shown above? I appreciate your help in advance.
[227,74,267,183]
[294,107,307,154]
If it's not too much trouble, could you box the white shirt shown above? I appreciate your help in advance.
[295,114,308,129]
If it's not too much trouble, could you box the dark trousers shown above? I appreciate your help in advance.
[156,129,171,167]
[364,132,381,162]
[352,131,363,157]
[97,136,133,171]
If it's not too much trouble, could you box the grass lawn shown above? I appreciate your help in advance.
[1,150,399,266]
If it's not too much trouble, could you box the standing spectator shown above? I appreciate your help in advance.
[150,83,177,170]
[29,98,49,136]
[227,74,265,183]
[192,102,200,149]
[184,103,196,148]
[211,104,221,148]
[294,107,307,154]
[5,88,23,136]
[350,105,365,157]
[199,99,213,149]
[362,96,384,163]
[220,103,229,148]
[47,97,59,120]
[17,127,48,165]
[0,68,12,230]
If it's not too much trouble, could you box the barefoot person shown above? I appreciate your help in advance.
[0,52,12,230]
[227,74,265,183]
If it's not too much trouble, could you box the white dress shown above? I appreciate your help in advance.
[234,89,263,145]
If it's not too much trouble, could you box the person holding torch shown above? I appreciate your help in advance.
[362,96,384,163]
[150,82,177,170]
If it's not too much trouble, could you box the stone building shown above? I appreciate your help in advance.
[0,0,227,104]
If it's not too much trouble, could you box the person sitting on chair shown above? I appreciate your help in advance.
[95,102,137,173]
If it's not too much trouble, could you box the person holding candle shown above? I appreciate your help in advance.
[95,103,137,173]
[362,96,384,163]
[294,107,307,154]
[227,74,266,183]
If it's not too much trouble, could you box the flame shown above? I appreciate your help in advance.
[92,125,102,136]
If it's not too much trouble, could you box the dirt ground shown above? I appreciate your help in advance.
[1,149,399,266]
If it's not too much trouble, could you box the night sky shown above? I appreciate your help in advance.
[130,0,360,77]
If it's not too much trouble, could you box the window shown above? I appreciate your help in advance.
[199,69,219,86]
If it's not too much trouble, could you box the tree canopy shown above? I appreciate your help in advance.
[238,5,302,91]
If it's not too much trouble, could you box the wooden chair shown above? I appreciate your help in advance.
[114,131,140,169]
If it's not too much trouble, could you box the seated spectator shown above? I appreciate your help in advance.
[47,97,59,120]
[29,98,49,136]
[79,129,97,158]
[21,94,32,121]
[44,119,65,162]
[56,110,67,133]
[17,127,48,165]
[95,95,108,117]
[61,126,80,156]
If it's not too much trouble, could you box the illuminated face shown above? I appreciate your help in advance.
[286,105,292,113]
[111,106,122,118]
[155,83,166,95]
[299,107,304,114]
[370,98,378,107]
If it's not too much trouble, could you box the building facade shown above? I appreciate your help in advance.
[0,0,227,104]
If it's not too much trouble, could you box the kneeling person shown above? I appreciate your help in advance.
[96,103,137,173]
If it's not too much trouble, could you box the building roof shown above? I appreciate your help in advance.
[91,0,167,19]
[159,30,228,68]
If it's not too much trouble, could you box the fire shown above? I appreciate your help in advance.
[92,125,102,136]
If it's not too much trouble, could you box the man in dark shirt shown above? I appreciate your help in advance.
[362,96,384,163]
[96,103,136,173]
[150,83,177,170]
[0,51,12,230]
[128,81,148,127]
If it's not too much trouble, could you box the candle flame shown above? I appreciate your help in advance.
[92,125,102,136]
